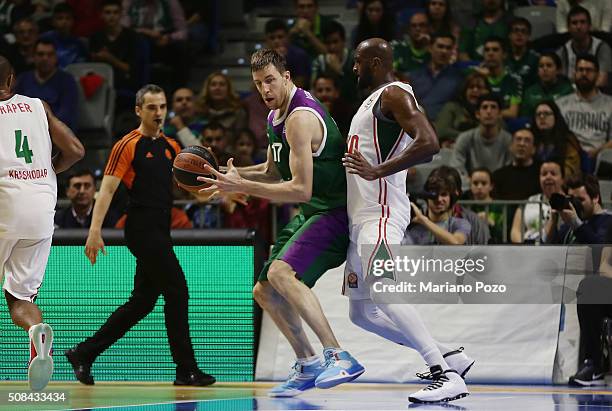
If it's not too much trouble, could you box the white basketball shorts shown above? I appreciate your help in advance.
[0,237,52,302]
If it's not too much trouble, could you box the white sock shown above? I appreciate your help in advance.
[297,355,320,366]
[349,299,453,361]
[28,323,42,339]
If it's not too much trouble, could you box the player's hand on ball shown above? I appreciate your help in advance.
[343,150,380,180]
[198,158,244,195]
[85,231,106,265]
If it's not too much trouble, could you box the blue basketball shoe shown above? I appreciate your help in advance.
[314,348,365,389]
[268,360,325,397]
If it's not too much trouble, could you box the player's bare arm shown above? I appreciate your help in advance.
[344,85,439,180]
[198,111,316,203]
[44,102,85,173]
[234,147,282,183]
[85,175,121,264]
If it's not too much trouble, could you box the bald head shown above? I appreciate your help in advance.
[0,55,13,89]
[356,38,393,70]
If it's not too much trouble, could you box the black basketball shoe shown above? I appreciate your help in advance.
[569,359,606,387]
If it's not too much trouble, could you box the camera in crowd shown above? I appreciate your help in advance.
[549,192,584,220]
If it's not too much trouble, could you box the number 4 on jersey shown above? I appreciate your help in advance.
[14,130,34,164]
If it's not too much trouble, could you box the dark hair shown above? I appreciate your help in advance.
[539,51,563,70]
[102,0,122,8]
[265,18,288,35]
[567,5,591,26]
[512,127,535,142]
[476,93,502,110]
[426,0,454,35]
[314,71,340,89]
[203,121,226,134]
[322,19,346,41]
[541,158,565,178]
[53,3,74,16]
[0,55,13,87]
[483,35,506,52]
[431,31,455,45]
[67,169,95,185]
[456,71,489,103]
[509,16,531,34]
[250,48,287,74]
[470,167,493,181]
[353,0,396,48]
[35,38,56,50]
[576,53,600,72]
[565,173,601,204]
[135,84,164,107]
[427,165,463,199]
[294,0,318,5]
[531,100,581,174]
[235,128,257,146]
[425,174,457,197]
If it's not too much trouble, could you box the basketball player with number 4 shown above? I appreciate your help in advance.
[198,48,364,397]
[342,38,472,404]
[0,56,84,391]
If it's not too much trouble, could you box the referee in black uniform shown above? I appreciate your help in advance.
[65,84,215,386]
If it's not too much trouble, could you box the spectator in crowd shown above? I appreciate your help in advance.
[403,170,471,245]
[222,194,272,245]
[40,3,87,68]
[351,0,395,48]
[289,0,332,58]
[0,0,20,35]
[201,121,230,166]
[122,0,189,89]
[311,20,357,102]
[66,0,104,38]
[450,94,512,176]
[569,224,612,387]
[467,167,504,243]
[506,17,540,89]
[532,101,582,177]
[90,0,141,93]
[312,73,353,137]
[557,6,611,88]
[392,11,430,78]
[556,0,612,33]
[434,71,490,145]
[510,160,564,243]
[493,127,541,200]
[426,0,460,48]
[520,52,574,118]
[242,85,269,150]
[232,129,262,167]
[474,36,522,119]
[408,32,463,121]
[556,54,612,163]
[195,71,247,140]
[459,0,511,61]
[3,17,38,75]
[164,87,207,146]
[264,18,311,89]
[547,174,612,244]
[430,165,491,245]
[55,169,119,229]
[15,39,78,129]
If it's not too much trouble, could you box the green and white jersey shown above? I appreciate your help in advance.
[267,86,347,217]
[346,82,415,234]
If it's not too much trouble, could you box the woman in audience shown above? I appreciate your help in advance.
[520,53,573,118]
[196,71,247,139]
[426,0,459,57]
[468,167,505,243]
[510,160,565,243]
[531,100,582,178]
[232,129,264,167]
[352,0,396,48]
[434,72,490,146]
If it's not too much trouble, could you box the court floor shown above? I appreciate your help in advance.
[0,382,611,411]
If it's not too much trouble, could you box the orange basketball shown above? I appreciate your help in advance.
[172,146,219,193]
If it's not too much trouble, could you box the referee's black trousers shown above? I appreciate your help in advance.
[78,207,198,372]
[576,275,612,367]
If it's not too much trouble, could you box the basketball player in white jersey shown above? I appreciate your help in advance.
[0,55,84,390]
[341,39,472,403]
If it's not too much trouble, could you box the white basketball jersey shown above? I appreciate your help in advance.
[346,82,415,238]
[0,95,57,239]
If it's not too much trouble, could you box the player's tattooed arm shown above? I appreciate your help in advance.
[345,85,439,180]
[44,101,85,173]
